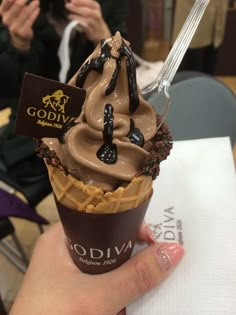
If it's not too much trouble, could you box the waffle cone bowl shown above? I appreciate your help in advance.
[47,163,153,274]
[47,163,153,213]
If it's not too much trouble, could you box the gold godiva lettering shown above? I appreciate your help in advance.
[26,90,76,129]
[15,73,86,138]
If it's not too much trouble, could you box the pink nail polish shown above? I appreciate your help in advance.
[144,223,156,244]
[156,243,184,272]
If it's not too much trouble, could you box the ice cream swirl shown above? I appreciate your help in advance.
[44,32,157,191]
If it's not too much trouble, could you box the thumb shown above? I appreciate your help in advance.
[101,242,184,313]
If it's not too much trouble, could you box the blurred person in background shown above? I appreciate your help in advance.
[172,0,228,75]
[0,0,128,180]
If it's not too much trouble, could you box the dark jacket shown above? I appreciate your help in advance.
[0,0,128,178]
[0,0,128,110]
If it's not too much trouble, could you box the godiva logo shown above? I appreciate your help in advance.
[26,89,76,129]
[67,237,133,267]
[148,206,184,245]
[15,74,86,138]
[42,90,69,113]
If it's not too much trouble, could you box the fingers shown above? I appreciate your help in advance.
[137,222,155,244]
[66,0,100,10]
[65,0,111,42]
[100,242,184,313]
[0,0,13,16]
[117,309,126,315]
[10,1,39,35]
[67,13,89,29]
[1,0,27,25]
[18,5,40,33]
[65,0,102,27]
[1,0,40,49]
[66,2,101,20]
[1,0,39,26]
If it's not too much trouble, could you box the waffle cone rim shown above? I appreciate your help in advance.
[46,163,153,213]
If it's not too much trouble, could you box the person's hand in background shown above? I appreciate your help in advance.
[65,0,111,44]
[0,0,40,50]
[10,222,184,315]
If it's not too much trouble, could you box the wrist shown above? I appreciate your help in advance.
[10,35,31,51]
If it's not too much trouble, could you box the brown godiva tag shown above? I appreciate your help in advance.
[15,73,86,138]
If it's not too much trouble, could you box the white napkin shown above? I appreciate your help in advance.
[127,137,236,315]
[58,20,87,83]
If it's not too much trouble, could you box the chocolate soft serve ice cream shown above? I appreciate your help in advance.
[38,32,172,213]
[33,32,173,273]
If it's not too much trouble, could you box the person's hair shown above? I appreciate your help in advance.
[40,0,67,19]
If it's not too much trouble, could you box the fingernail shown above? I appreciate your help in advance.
[144,223,156,244]
[156,243,184,272]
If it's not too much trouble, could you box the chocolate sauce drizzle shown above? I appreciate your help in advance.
[105,58,121,96]
[76,39,112,88]
[119,41,139,114]
[75,39,139,114]
[75,37,145,165]
[96,104,117,164]
[127,119,144,147]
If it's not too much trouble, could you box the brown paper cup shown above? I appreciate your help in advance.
[55,195,151,274]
